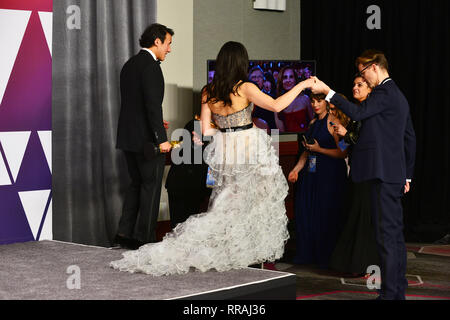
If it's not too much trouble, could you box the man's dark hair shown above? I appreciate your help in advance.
[356,49,389,72]
[139,23,174,48]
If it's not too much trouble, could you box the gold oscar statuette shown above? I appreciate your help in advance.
[159,141,182,152]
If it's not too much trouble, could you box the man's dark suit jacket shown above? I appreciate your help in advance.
[116,50,167,152]
[330,79,416,184]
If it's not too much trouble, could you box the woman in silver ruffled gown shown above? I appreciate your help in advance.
[110,41,314,276]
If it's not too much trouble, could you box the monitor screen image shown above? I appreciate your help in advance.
[207,60,316,134]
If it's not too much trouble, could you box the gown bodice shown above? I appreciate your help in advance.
[211,103,254,129]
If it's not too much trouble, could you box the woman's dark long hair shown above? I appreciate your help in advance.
[203,41,249,106]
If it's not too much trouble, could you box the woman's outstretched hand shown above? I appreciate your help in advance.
[309,76,331,95]
[301,77,316,90]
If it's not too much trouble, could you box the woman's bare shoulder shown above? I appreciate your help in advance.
[235,81,256,102]
[237,81,257,93]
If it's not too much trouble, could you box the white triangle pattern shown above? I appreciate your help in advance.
[0,154,12,185]
[38,11,52,57]
[37,131,52,173]
[18,189,51,240]
[0,9,31,106]
[39,198,52,240]
[0,131,31,183]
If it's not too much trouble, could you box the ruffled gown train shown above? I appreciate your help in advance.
[110,105,289,276]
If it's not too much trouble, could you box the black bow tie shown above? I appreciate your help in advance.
[156,60,161,65]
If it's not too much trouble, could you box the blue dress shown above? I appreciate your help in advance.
[294,114,348,268]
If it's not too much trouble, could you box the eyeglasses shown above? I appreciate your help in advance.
[355,63,374,78]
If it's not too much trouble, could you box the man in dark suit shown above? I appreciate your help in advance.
[114,23,174,249]
[310,50,416,300]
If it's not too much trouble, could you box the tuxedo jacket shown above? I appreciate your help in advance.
[331,79,416,184]
[116,50,167,153]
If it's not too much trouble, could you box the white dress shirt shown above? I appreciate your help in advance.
[142,47,158,62]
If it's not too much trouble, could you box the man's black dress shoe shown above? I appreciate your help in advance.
[113,234,141,250]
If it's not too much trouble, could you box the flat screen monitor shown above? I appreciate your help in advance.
[207,60,316,133]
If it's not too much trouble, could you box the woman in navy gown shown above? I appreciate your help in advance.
[288,93,348,268]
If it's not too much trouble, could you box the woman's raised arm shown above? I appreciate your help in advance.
[241,78,314,113]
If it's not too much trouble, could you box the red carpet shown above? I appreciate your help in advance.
[297,290,450,300]
[407,244,450,257]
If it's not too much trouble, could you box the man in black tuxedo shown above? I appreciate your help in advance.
[114,23,174,249]
[310,50,416,300]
